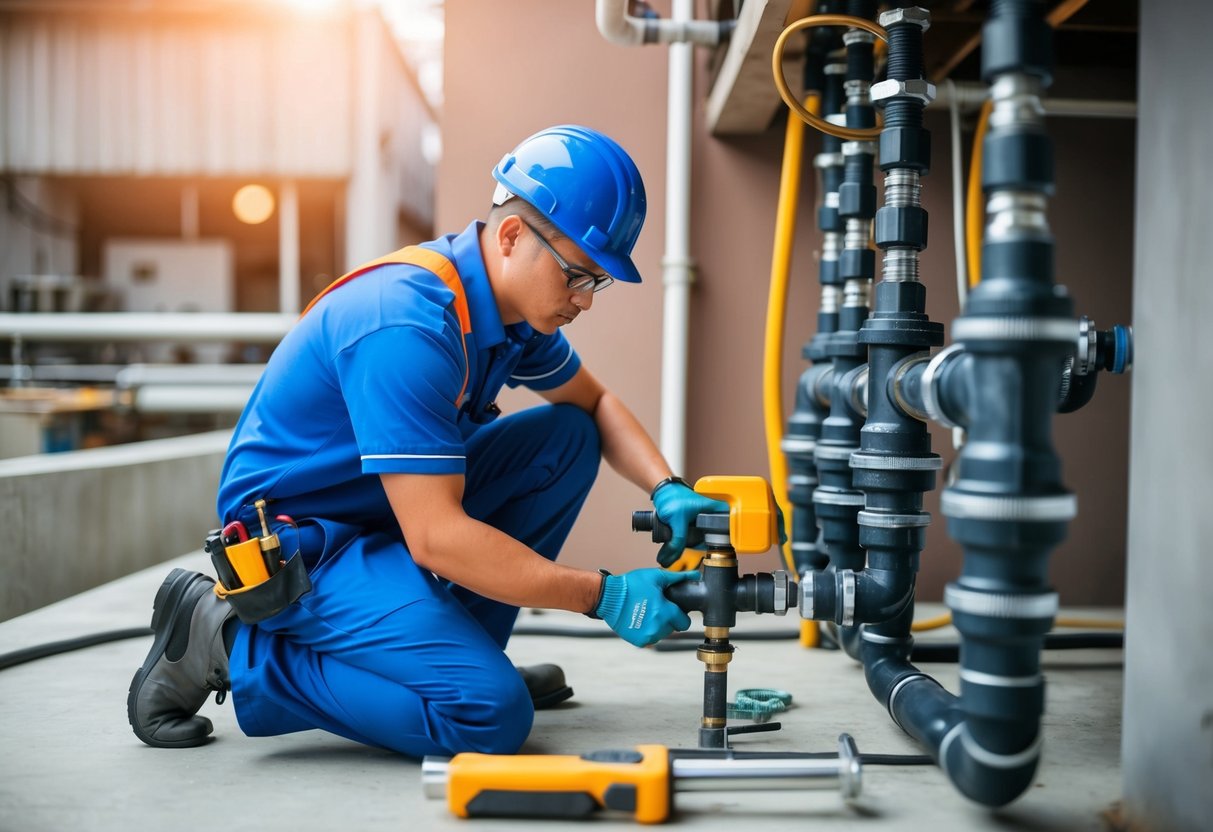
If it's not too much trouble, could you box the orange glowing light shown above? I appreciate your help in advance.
[232,185,276,225]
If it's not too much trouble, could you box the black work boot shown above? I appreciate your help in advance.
[516,663,573,709]
[128,569,234,748]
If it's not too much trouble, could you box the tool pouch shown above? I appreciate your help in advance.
[213,554,311,624]
[205,530,311,624]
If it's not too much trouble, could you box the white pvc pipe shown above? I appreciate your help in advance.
[930,81,1137,119]
[595,0,724,47]
[0,313,294,342]
[659,0,696,475]
[131,385,255,414]
[279,180,301,315]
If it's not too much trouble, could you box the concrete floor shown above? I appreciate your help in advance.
[0,552,1124,831]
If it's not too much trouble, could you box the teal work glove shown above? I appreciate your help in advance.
[597,569,700,647]
[652,480,730,568]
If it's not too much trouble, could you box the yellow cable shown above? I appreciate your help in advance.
[911,613,953,633]
[1055,616,1125,630]
[765,93,819,576]
[773,15,886,141]
[911,612,1125,632]
[965,98,992,289]
[800,619,821,648]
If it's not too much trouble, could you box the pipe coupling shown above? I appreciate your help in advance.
[871,78,936,106]
[920,343,965,429]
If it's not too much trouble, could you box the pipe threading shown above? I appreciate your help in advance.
[822,230,843,260]
[844,219,871,251]
[881,21,927,131]
[882,248,919,282]
[884,169,921,208]
[989,73,1046,131]
[885,23,924,81]
[985,191,1050,241]
[845,79,872,107]
[820,285,841,314]
[843,278,871,308]
[842,29,875,47]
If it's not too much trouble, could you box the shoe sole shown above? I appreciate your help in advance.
[531,685,574,710]
[126,568,215,748]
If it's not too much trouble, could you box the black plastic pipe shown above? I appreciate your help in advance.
[812,0,877,583]
[861,0,1075,808]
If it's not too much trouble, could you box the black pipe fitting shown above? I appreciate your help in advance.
[981,0,1053,85]
[879,127,931,173]
[802,560,915,626]
[874,205,929,250]
[838,247,877,283]
[785,365,832,573]
[982,131,1054,195]
[838,177,877,219]
[858,0,1073,808]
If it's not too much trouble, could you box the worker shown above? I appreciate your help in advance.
[127,125,728,757]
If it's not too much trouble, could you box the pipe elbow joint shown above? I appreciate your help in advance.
[939,726,1041,807]
[853,567,915,624]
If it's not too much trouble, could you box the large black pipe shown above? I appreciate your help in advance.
[858,0,1075,807]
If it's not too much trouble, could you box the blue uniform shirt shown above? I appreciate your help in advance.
[217,221,582,526]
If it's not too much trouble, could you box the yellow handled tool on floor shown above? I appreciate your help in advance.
[422,736,861,824]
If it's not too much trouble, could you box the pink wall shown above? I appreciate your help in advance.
[438,1,1134,604]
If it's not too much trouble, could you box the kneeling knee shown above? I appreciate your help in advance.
[441,673,534,755]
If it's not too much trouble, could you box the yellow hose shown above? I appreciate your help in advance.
[965,97,993,289]
[911,612,1125,632]
[764,94,819,577]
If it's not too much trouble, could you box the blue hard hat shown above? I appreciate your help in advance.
[492,125,647,284]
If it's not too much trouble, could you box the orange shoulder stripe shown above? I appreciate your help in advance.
[300,246,473,408]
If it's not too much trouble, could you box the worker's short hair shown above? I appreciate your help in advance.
[487,194,566,241]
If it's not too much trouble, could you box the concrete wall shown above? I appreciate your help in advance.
[0,431,228,621]
[438,0,1134,603]
[1122,1,1213,827]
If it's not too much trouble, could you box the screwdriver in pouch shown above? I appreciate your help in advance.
[422,736,861,824]
[253,499,282,577]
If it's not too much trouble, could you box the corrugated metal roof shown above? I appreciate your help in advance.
[0,8,430,183]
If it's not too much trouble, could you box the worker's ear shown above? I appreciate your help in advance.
[496,214,525,258]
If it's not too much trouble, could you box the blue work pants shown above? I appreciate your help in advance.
[227,404,600,757]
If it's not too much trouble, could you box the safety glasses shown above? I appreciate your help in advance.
[523,220,614,294]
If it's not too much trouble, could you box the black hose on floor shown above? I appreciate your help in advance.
[0,626,1122,673]
[0,627,152,671]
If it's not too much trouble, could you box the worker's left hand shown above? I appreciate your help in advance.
[652,482,730,568]
[598,569,700,647]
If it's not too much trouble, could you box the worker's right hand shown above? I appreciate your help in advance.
[597,569,699,648]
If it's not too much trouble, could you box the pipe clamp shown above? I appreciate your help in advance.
[941,491,1077,522]
[944,585,1059,619]
[840,571,857,628]
[857,510,931,528]
[959,725,1043,770]
[813,488,866,507]
[920,343,965,429]
[951,316,1078,344]
[816,444,861,462]
[781,437,818,455]
[850,452,942,471]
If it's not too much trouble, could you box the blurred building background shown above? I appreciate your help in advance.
[1,0,1134,613]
